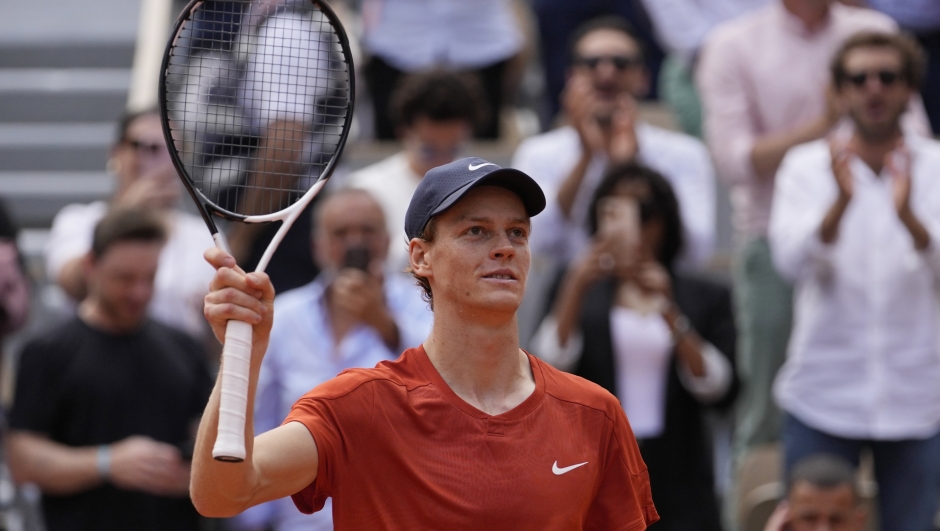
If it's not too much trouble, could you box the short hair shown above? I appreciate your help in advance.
[114,107,160,145]
[568,15,644,65]
[406,218,437,310]
[389,69,487,130]
[91,208,167,259]
[788,454,859,502]
[587,163,684,270]
[831,31,925,89]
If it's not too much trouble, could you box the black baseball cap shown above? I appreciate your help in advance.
[404,157,546,240]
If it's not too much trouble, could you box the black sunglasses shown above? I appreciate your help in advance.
[844,69,901,88]
[575,54,643,71]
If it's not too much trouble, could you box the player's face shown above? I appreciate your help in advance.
[787,482,866,531]
[840,46,912,142]
[88,240,162,331]
[314,191,390,273]
[403,117,471,177]
[420,186,530,318]
[570,29,648,121]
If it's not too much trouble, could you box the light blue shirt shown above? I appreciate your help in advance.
[232,272,433,531]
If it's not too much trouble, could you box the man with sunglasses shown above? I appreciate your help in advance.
[349,70,486,272]
[45,109,216,339]
[768,32,940,531]
[512,15,716,343]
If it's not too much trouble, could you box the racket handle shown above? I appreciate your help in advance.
[213,319,253,462]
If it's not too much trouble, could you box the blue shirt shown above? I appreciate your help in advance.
[233,272,434,531]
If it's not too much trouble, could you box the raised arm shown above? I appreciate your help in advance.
[191,248,319,517]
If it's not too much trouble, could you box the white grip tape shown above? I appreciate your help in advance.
[212,319,253,461]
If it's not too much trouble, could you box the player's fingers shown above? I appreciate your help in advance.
[205,247,238,271]
[245,272,275,304]
[205,289,266,323]
[209,266,261,298]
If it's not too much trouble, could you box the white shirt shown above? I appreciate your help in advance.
[769,136,940,440]
[45,201,216,338]
[361,0,523,71]
[531,308,732,439]
[347,152,422,272]
[511,124,716,270]
[639,0,770,63]
[233,272,433,531]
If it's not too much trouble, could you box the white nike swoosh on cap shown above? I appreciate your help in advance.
[468,162,496,171]
[552,461,588,475]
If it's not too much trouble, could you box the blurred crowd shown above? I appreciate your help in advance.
[2,0,940,530]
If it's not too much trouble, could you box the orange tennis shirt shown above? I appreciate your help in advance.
[283,345,659,530]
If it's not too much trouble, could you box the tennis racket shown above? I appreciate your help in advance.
[159,0,355,461]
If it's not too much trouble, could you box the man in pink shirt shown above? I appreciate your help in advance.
[696,0,928,489]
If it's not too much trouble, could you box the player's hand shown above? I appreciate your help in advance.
[203,247,274,343]
[564,76,606,156]
[108,436,191,497]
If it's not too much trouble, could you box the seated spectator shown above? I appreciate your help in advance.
[230,188,433,531]
[769,32,940,531]
[348,69,486,272]
[361,0,523,139]
[513,16,716,271]
[762,454,867,531]
[9,208,213,531]
[533,163,735,531]
[44,109,215,338]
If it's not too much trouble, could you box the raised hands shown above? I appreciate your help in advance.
[203,247,275,345]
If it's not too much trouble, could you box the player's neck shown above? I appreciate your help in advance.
[423,312,535,416]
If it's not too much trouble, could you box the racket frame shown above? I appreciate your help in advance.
[159,0,356,461]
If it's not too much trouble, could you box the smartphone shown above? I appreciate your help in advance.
[343,246,371,272]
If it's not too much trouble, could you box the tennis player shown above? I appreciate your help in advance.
[192,158,659,530]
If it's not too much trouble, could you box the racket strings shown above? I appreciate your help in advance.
[164,0,351,217]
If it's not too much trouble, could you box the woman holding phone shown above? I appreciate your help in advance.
[533,163,737,531]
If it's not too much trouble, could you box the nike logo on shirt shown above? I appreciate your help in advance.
[552,461,588,475]
[468,162,496,171]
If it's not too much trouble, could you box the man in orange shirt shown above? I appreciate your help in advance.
[190,158,659,530]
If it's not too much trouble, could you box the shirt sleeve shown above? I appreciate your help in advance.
[696,31,760,186]
[282,380,375,515]
[677,342,733,403]
[584,408,660,531]
[768,148,836,282]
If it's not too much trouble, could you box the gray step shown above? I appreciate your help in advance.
[0,171,113,228]
[0,123,114,171]
[0,68,130,122]
[0,44,135,69]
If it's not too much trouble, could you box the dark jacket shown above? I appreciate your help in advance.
[573,273,737,531]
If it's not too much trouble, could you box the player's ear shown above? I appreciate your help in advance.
[408,238,432,278]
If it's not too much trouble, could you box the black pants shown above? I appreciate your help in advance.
[365,55,508,140]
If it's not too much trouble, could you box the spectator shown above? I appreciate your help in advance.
[44,109,215,339]
[695,0,928,462]
[769,32,940,531]
[230,188,433,531]
[513,15,716,345]
[533,163,735,531]
[864,0,940,134]
[9,208,213,531]
[348,69,487,271]
[0,200,28,345]
[361,0,523,139]
[531,0,666,124]
[639,0,771,137]
[762,454,867,531]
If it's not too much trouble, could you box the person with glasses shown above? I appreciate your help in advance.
[768,32,940,531]
[695,0,930,487]
[44,109,216,339]
[348,69,486,272]
[511,15,717,345]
